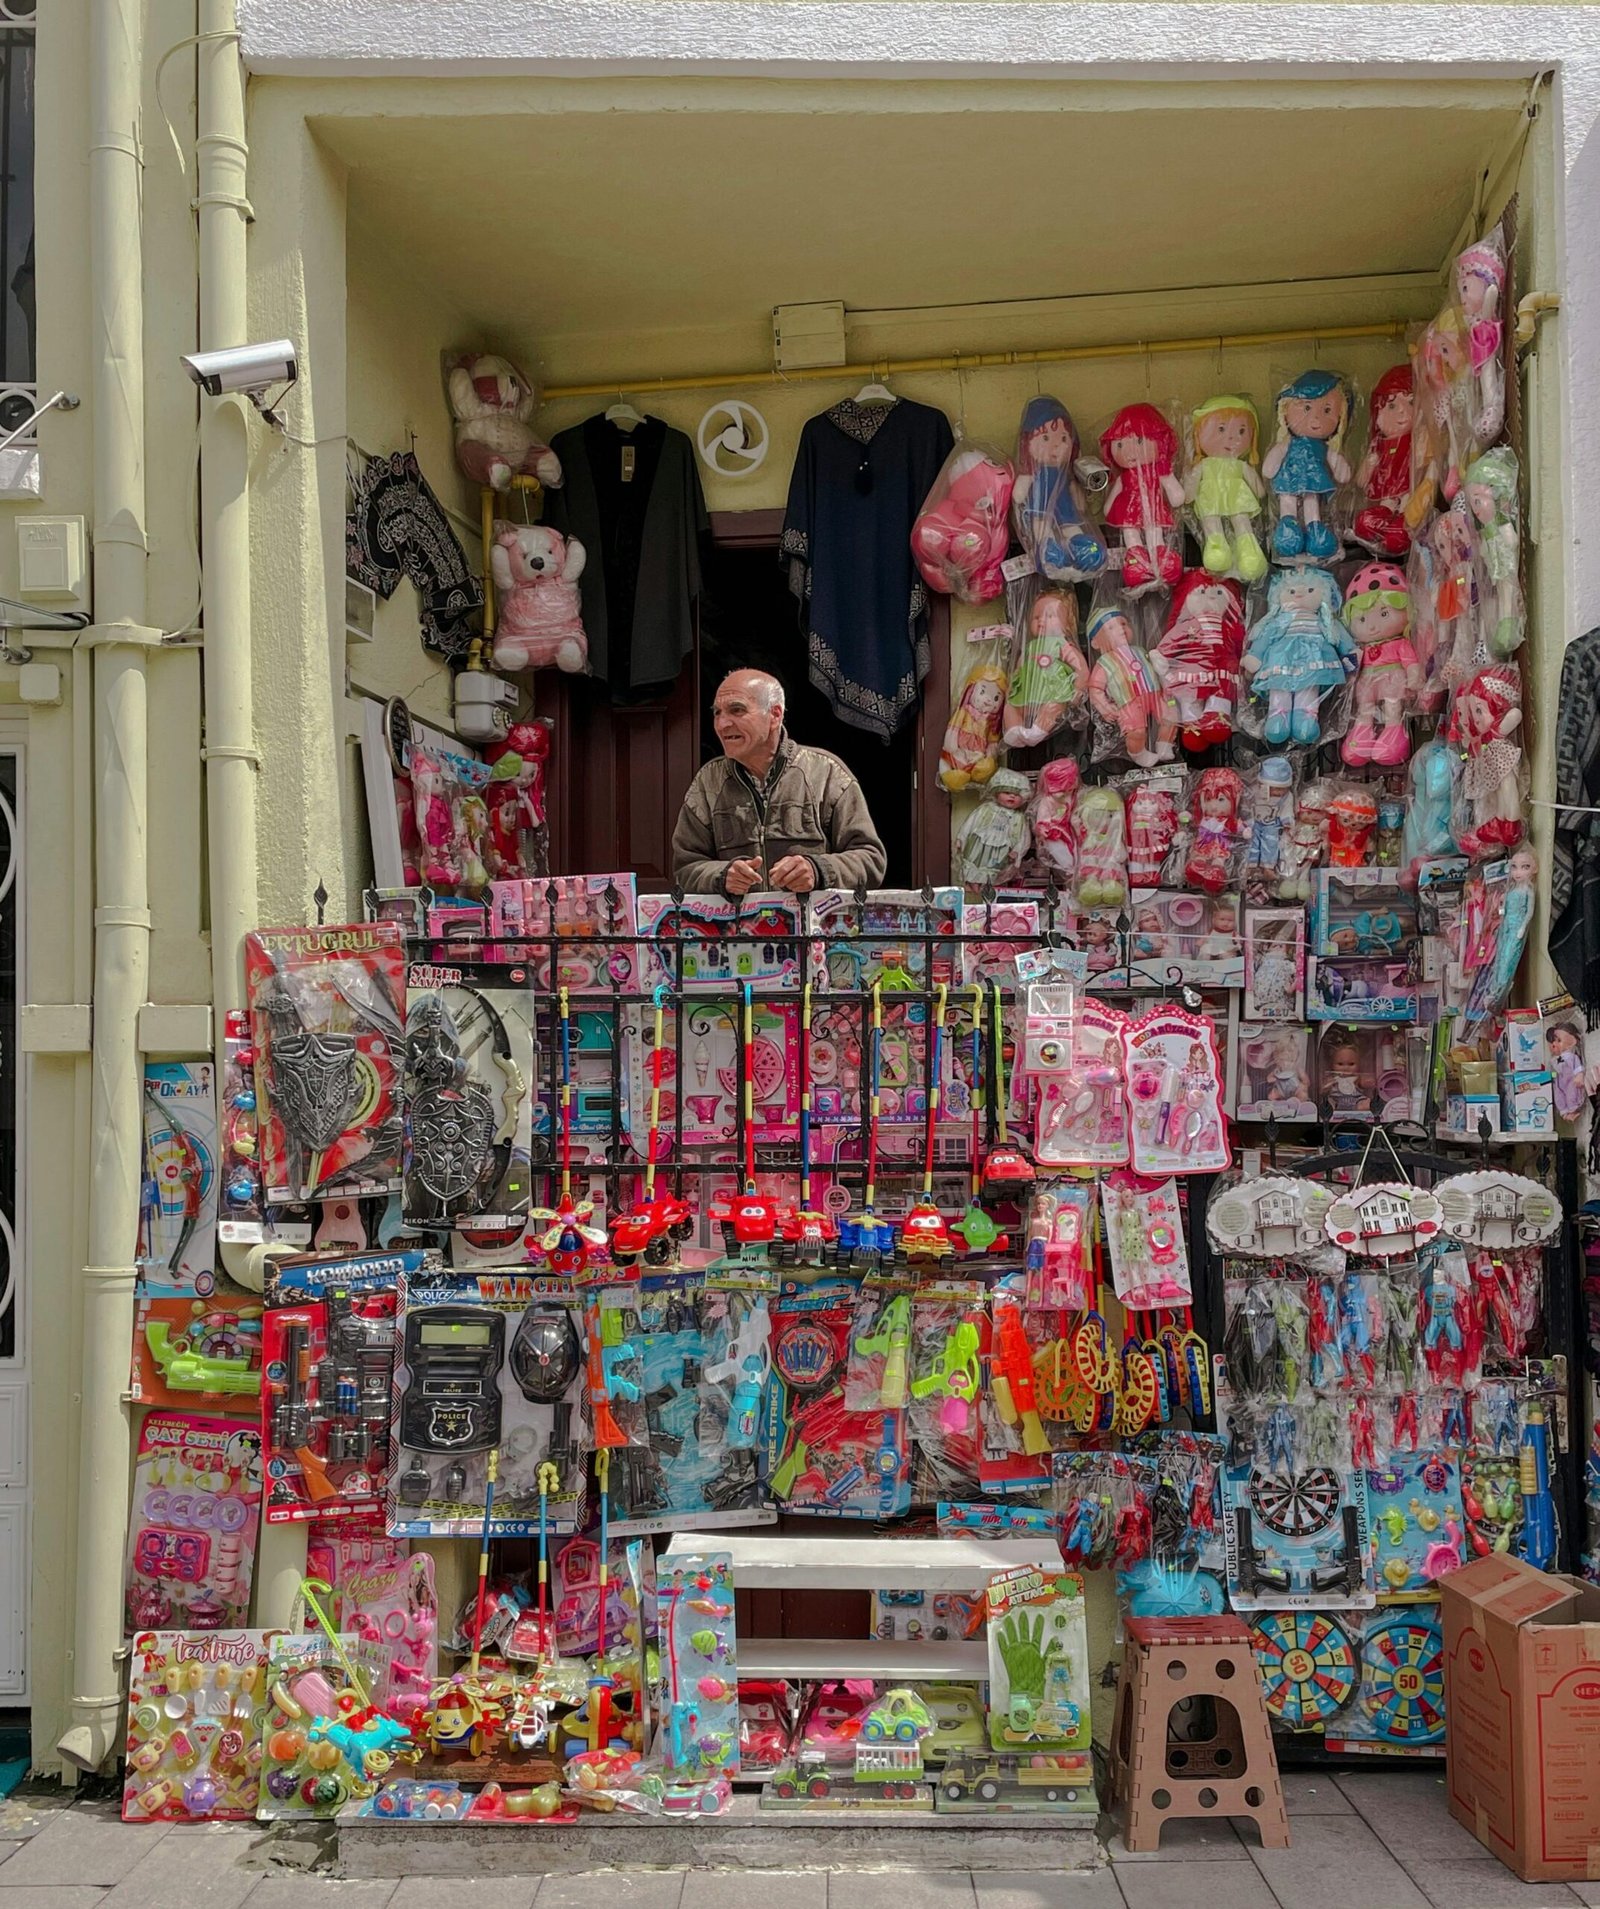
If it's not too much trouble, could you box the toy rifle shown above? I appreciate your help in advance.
[584,1294,639,1448]
[990,1301,1051,1456]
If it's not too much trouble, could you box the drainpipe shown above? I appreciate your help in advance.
[59,0,156,1772]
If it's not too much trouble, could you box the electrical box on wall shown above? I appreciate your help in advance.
[16,517,88,611]
[773,301,846,371]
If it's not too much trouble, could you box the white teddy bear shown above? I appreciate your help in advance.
[489,522,588,674]
[447,351,563,492]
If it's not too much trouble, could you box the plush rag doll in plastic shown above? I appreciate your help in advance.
[953,769,1033,888]
[1353,365,1419,557]
[1262,370,1351,563]
[1241,566,1357,748]
[484,719,551,880]
[1341,561,1420,769]
[1029,758,1080,883]
[1086,606,1175,768]
[1184,767,1244,895]
[1002,587,1088,749]
[1099,403,1184,594]
[1243,756,1296,897]
[1185,395,1267,583]
[1075,785,1128,909]
[939,663,1008,791]
[490,522,588,673]
[447,352,563,492]
[1410,308,1473,521]
[1457,233,1507,448]
[1464,446,1523,659]
[1127,781,1180,888]
[1427,497,1478,694]
[912,446,1015,604]
[1153,570,1247,750]
[1011,397,1107,583]
[1401,736,1458,882]
[1448,662,1525,857]
[410,747,462,888]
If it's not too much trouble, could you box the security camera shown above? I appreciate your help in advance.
[181,340,298,427]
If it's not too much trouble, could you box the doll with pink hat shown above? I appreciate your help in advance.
[1341,561,1421,768]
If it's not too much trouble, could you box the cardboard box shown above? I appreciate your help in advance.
[1500,1071,1556,1139]
[1441,1554,1600,1883]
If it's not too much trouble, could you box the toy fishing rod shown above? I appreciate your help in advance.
[643,983,669,1203]
[864,981,884,1219]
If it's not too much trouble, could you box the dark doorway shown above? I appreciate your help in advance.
[699,542,918,886]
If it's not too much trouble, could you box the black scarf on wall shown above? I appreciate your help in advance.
[347,450,484,663]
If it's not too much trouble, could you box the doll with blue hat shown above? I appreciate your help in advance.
[1261,370,1352,563]
[1011,396,1108,582]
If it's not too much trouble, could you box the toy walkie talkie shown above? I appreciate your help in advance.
[399,1306,505,1453]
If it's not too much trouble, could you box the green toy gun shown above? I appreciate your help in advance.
[145,1318,262,1396]
[909,1320,982,1432]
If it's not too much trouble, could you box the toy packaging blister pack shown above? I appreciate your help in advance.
[124,1411,263,1634]
[132,1282,264,1409]
[1365,1450,1467,1600]
[1103,1171,1192,1311]
[1321,1603,1446,1751]
[122,1627,279,1822]
[257,1630,395,1820]
[1023,985,1129,1168]
[629,995,799,1151]
[402,960,536,1230]
[262,1254,405,1524]
[216,1009,265,1246]
[1124,891,1244,990]
[138,1061,218,1294]
[765,1278,912,1520]
[806,888,962,992]
[907,1281,988,1499]
[389,1265,586,1538]
[984,1566,1091,1754]
[1122,1004,1229,1174]
[485,873,638,990]
[245,923,406,1204]
[656,1548,740,1783]
[635,892,805,991]
[336,1548,438,1722]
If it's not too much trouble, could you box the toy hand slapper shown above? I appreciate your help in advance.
[1121,1004,1229,1175]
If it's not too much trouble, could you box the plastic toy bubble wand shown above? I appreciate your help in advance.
[919,982,949,1202]
[534,1459,560,1665]
[468,1447,500,1681]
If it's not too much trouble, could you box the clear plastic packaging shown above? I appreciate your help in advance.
[1340,561,1421,769]
[1073,785,1128,910]
[1241,756,1298,901]
[1463,446,1524,659]
[1028,758,1080,885]
[1126,772,1184,889]
[939,660,1008,792]
[1024,986,1129,1168]
[1401,737,1460,881]
[1447,662,1526,858]
[953,769,1033,889]
[1455,227,1508,450]
[1262,371,1352,565]
[1097,403,1185,595]
[1122,1004,1229,1175]
[1182,767,1246,896]
[1184,395,1268,582]
[911,442,1015,605]
[1011,396,1108,583]
[1153,571,1247,750]
[1086,597,1175,767]
[1001,580,1087,749]
[1352,364,1419,557]
[1239,566,1357,750]
[1411,307,1474,513]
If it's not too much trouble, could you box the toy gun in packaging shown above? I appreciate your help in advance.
[990,1302,1050,1457]
[702,1295,771,1449]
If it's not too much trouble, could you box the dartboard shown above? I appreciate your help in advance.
[1250,1611,1357,1726]
[1360,1612,1445,1743]
[1249,1468,1342,1539]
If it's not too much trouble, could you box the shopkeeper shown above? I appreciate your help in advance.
[671,670,887,896]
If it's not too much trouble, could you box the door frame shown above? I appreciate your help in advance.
[707,509,951,886]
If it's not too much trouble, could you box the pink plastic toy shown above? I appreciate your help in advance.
[1341,562,1420,768]
[447,352,563,492]
[483,720,551,880]
[490,523,587,673]
[1127,781,1180,889]
[1448,663,1525,857]
[410,747,461,888]
[912,447,1015,604]
[1099,403,1185,594]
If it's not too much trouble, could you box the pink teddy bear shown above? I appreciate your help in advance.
[911,450,1015,604]
[490,522,588,673]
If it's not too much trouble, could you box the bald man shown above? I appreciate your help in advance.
[671,670,887,896]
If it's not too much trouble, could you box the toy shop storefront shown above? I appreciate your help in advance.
[81,19,1600,1880]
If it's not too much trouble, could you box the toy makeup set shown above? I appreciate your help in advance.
[1022,985,1130,1168]
[628,996,800,1149]
[1122,1004,1229,1174]
[124,1411,263,1634]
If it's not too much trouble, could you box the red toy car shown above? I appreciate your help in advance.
[780,1207,838,1261]
[709,1190,788,1250]
[898,1200,955,1262]
[608,1193,695,1267]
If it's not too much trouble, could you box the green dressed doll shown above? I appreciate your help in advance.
[1185,394,1268,584]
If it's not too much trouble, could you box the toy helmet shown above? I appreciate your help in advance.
[510,1307,581,1404]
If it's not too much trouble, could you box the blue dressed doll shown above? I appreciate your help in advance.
[1011,396,1108,582]
[1240,566,1358,747]
[1261,370,1352,564]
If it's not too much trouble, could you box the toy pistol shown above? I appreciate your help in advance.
[990,1303,1050,1456]
[852,1295,911,1408]
[910,1319,982,1432]
[702,1295,771,1449]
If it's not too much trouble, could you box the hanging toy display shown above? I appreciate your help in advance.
[1001,583,1088,750]
[1097,402,1185,594]
[1185,394,1268,582]
[1352,365,1420,557]
[1240,566,1357,749]
[911,442,1015,605]
[1010,396,1107,583]
[1153,571,1246,750]
[1262,370,1351,564]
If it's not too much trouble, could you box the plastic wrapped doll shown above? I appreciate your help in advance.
[1463,446,1523,659]
[1448,662,1525,857]
[1456,233,1507,448]
[1011,397,1107,583]
[1153,571,1247,751]
[1401,736,1459,882]
[1403,528,1445,717]
[1352,365,1419,557]
[1075,785,1128,909]
[1002,587,1088,749]
[1428,498,1478,693]
[459,792,490,891]
[912,445,1015,605]
[1278,783,1331,902]
[484,719,551,881]
[1462,849,1536,1035]
[1341,561,1420,769]
[410,746,462,887]
[1098,403,1185,594]
[1127,780,1180,888]
[1184,395,1267,583]
[939,663,1008,792]
[1410,307,1473,519]
[954,769,1033,888]
[1184,767,1244,895]
[1326,784,1378,867]
[1086,605,1175,768]
[1262,370,1352,563]
[1243,756,1296,898]
[1029,758,1080,883]
[1240,566,1357,748]
[1548,1018,1587,1122]
[1320,1033,1373,1120]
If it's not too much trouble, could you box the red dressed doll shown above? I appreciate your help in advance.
[1353,365,1419,557]
[483,719,551,881]
[1099,403,1185,595]
[1152,571,1247,751]
[1184,767,1245,895]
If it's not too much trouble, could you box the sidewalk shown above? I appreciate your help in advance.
[0,1768,1589,1909]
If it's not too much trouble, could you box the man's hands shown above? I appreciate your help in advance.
[726,855,815,896]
